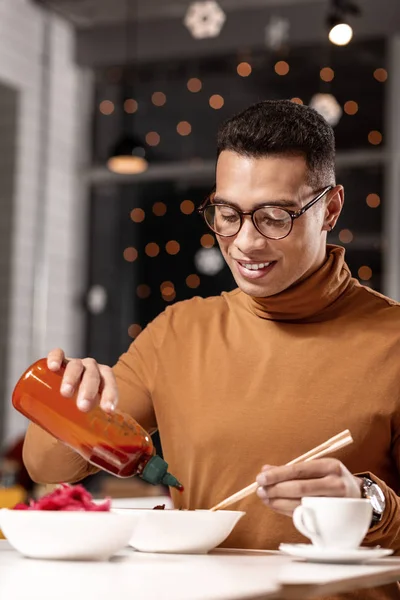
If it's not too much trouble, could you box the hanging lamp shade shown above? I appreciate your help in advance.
[107,134,148,175]
[326,0,360,46]
[106,0,149,176]
[328,19,353,46]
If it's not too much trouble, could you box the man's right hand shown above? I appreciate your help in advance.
[47,348,119,413]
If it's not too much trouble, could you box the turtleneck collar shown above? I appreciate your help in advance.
[248,245,354,322]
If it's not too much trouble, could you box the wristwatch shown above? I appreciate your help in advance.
[358,476,386,526]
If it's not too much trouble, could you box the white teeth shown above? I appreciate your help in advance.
[242,262,271,271]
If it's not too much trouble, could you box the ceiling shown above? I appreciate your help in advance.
[34,0,326,28]
[33,0,400,68]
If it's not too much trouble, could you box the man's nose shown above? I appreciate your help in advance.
[233,216,268,253]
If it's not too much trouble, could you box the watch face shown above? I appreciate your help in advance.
[368,483,385,515]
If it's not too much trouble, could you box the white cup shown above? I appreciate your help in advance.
[292,497,372,549]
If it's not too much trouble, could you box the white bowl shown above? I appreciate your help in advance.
[0,508,138,561]
[125,509,245,554]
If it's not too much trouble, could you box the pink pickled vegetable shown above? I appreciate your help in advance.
[14,484,111,512]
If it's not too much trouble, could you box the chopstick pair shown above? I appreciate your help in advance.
[210,429,353,512]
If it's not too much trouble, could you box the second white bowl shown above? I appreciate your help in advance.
[124,509,245,554]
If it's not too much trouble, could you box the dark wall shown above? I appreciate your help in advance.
[86,39,386,365]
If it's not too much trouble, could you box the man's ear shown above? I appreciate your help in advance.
[323,185,344,232]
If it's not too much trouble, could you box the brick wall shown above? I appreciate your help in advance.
[0,0,93,448]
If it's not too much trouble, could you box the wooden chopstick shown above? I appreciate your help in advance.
[210,429,353,512]
[285,429,352,465]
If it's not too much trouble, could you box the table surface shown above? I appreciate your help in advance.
[1,541,400,600]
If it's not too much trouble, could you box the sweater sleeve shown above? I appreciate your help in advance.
[359,384,400,553]
[22,312,167,485]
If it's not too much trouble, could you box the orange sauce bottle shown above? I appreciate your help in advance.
[12,359,183,490]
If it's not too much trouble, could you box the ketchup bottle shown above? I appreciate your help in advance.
[12,359,183,490]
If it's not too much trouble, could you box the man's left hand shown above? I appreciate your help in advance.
[256,459,362,517]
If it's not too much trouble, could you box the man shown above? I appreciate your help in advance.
[23,100,400,598]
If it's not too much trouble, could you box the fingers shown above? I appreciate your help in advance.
[256,458,342,487]
[256,459,352,516]
[256,488,299,516]
[47,348,65,371]
[75,358,102,412]
[261,464,273,473]
[56,355,118,413]
[258,475,347,500]
[60,359,85,399]
[98,365,119,413]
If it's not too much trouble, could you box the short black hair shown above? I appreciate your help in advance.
[217,99,336,188]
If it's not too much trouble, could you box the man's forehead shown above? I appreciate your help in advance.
[216,151,309,185]
[215,152,310,205]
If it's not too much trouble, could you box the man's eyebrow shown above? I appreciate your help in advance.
[212,195,299,209]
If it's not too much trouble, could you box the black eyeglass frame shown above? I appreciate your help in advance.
[198,185,334,240]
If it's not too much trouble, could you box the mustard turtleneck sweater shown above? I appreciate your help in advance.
[24,245,400,598]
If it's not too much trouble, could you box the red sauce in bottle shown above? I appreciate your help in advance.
[12,359,182,489]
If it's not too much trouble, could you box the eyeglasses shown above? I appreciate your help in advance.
[198,186,333,241]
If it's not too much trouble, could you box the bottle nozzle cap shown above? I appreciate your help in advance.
[140,455,183,490]
[161,472,184,491]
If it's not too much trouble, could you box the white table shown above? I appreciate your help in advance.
[1,541,400,600]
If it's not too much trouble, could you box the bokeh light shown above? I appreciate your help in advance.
[237,62,252,77]
[329,23,353,46]
[99,100,115,115]
[339,229,354,244]
[186,274,200,289]
[274,61,289,76]
[320,67,334,82]
[161,281,176,302]
[124,99,138,113]
[163,291,176,302]
[358,266,372,281]
[366,193,381,208]
[209,94,224,109]
[146,131,160,146]
[187,78,202,92]
[145,243,160,257]
[166,240,180,255]
[136,284,151,299]
[160,281,174,292]
[123,247,138,262]
[130,208,145,223]
[368,130,383,145]
[200,233,215,248]
[152,92,167,106]
[177,121,192,136]
[128,324,142,338]
[373,68,388,82]
[152,202,167,216]
[180,199,195,214]
[344,100,358,115]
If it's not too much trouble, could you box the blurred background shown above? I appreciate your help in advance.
[0,0,399,500]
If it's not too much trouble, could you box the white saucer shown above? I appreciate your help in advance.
[279,543,393,564]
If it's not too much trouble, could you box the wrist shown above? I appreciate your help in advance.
[353,475,363,498]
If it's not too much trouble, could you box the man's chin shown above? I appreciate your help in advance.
[234,278,280,298]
